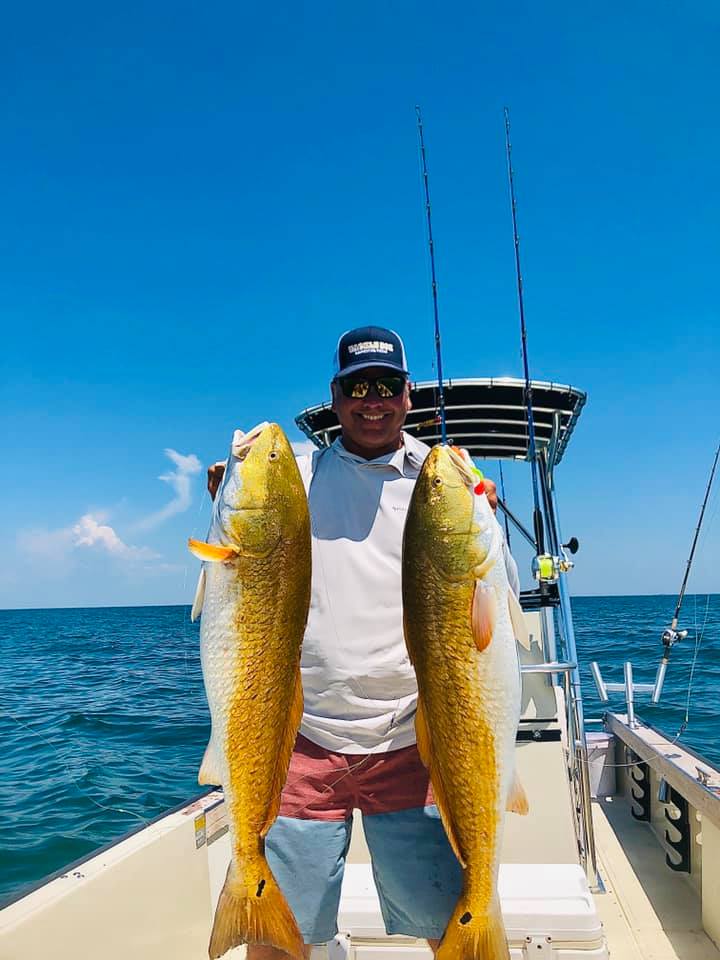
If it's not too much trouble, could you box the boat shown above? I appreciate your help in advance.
[2,378,719,960]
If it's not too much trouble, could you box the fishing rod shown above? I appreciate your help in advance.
[498,461,512,548]
[415,105,448,445]
[503,107,545,558]
[660,441,720,655]
[591,441,720,717]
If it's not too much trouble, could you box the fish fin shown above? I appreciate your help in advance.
[190,566,206,622]
[414,695,431,768]
[209,860,304,960]
[507,588,531,651]
[187,538,236,562]
[437,895,508,960]
[403,610,416,667]
[416,697,467,869]
[472,521,503,579]
[259,668,303,837]
[198,736,222,786]
[507,771,530,815]
[471,581,497,652]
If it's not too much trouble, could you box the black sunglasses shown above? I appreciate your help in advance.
[336,374,407,399]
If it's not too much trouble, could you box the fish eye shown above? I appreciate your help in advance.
[433,476,443,487]
[268,451,279,462]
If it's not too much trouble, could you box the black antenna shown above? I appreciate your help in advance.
[416,105,448,445]
[498,460,511,548]
[667,442,720,636]
[504,107,544,553]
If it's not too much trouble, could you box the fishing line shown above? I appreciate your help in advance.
[498,461,511,548]
[673,591,712,740]
[663,442,719,641]
[181,474,215,679]
[503,108,544,555]
[415,105,448,444]
[1,704,149,826]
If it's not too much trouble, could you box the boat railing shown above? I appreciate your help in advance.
[509,441,599,891]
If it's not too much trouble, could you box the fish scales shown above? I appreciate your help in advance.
[404,534,502,894]
[403,444,526,960]
[190,423,311,960]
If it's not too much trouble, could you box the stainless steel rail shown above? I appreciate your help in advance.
[541,440,599,891]
[521,661,576,674]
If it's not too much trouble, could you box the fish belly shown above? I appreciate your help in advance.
[200,551,305,864]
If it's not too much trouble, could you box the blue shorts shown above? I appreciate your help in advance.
[265,736,462,944]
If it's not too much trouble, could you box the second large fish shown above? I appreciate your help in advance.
[189,422,311,960]
[402,445,529,960]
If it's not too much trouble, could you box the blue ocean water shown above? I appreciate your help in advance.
[1,596,718,906]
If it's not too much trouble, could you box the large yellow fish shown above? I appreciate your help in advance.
[189,422,311,960]
[402,445,529,960]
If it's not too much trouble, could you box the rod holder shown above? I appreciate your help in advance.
[651,659,668,704]
[591,660,658,728]
[590,661,608,702]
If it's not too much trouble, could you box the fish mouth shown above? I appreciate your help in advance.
[231,422,270,460]
[446,445,477,488]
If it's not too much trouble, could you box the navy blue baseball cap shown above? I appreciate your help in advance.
[333,326,409,379]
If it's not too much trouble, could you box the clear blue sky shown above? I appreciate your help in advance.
[1,1,718,608]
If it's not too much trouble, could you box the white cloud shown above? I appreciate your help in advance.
[134,448,202,531]
[71,514,159,559]
[18,512,160,564]
[291,440,316,457]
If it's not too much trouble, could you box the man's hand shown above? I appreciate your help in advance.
[207,461,226,501]
[484,477,498,513]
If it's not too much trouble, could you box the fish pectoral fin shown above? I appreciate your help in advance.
[198,736,222,786]
[190,567,206,622]
[507,587,531,651]
[471,581,497,652]
[259,667,304,837]
[187,538,237,562]
[507,771,530,815]
[416,698,467,869]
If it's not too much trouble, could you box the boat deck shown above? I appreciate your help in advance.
[330,795,720,960]
[3,718,720,959]
[3,790,720,959]
[593,797,720,960]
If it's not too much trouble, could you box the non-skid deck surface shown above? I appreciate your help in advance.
[592,797,720,960]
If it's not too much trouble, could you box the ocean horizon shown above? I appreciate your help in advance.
[4,591,714,613]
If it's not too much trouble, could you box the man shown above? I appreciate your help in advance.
[207,326,519,958]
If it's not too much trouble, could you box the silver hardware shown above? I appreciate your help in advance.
[590,660,665,727]
[524,934,554,958]
[327,933,351,960]
[521,661,577,674]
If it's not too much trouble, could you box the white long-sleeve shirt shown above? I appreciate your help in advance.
[295,432,520,754]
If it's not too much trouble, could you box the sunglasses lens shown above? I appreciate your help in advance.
[339,377,370,398]
[337,376,405,398]
[376,377,405,398]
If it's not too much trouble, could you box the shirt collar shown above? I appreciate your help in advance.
[332,431,431,477]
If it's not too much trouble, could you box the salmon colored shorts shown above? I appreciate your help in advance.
[265,734,462,944]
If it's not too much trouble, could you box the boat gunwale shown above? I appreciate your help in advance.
[605,712,720,829]
[0,788,219,912]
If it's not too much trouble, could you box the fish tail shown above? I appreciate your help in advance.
[437,896,509,960]
[209,859,304,960]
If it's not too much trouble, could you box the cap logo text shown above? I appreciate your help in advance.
[348,340,394,355]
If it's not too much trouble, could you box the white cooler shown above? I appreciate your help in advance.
[311,863,607,960]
